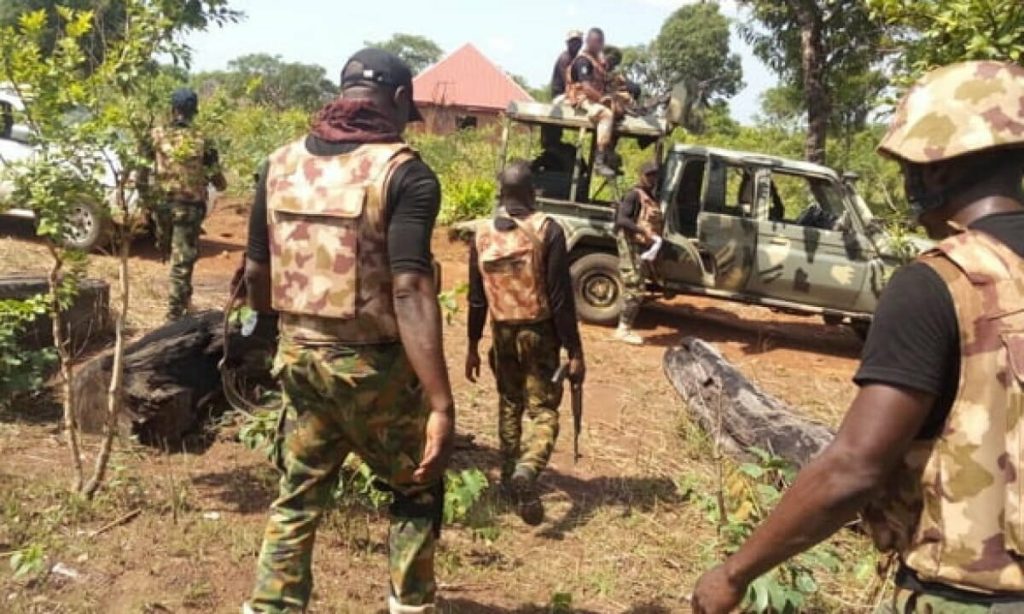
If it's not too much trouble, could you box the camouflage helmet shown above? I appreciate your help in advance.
[878,61,1024,164]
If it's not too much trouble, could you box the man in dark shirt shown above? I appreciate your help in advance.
[693,61,1024,613]
[466,161,585,526]
[613,161,662,345]
[565,28,616,177]
[550,29,583,98]
[243,49,454,614]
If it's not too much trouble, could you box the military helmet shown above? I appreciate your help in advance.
[878,61,1024,164]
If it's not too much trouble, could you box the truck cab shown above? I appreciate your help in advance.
[494,100,923,336]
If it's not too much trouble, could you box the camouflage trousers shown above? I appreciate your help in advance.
[489,320,564,482]
[154,200,204,321]
[249,340,441,614]
[875,586,1024,613]
[616,232,644,328]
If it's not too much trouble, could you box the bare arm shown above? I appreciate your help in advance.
[693,383,935,612]
[394,271,455,483]
[244,258,272,314]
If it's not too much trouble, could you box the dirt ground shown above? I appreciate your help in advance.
[0,200,874,613]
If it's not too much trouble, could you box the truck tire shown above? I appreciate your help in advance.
[62,200,110,252]
[570,251,624,325]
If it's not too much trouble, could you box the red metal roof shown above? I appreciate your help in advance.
[413,43,535,111]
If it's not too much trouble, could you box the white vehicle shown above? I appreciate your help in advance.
[0,88,218,251]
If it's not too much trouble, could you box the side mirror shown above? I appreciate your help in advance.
[666,82,691,130]
[9,123,32,143]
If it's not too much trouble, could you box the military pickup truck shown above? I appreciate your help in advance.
[493,100,923,337]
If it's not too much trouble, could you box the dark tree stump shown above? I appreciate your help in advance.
[0,276,110,351]
[71,311,274,447]
[663,337,834,468]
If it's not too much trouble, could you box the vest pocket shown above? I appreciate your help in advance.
[1002,332,1024,553]
[268,183,365,320]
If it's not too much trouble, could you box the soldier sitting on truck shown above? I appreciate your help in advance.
[564,28,617,178]
[603,46,641,115]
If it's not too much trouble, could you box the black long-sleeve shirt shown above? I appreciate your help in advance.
[550,50,574,98]
[468,213,583,358]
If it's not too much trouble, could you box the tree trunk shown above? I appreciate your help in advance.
[83,231,130,498]
[790,1,828,164]
[46,248,85,492]
[72,311,275,448]
[663,337,833,468]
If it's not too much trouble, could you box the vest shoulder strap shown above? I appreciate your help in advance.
[922,228,1024,285]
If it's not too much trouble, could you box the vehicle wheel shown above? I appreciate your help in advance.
[850,320,871,341]
[570,252,624,325]
[62,201,109,252]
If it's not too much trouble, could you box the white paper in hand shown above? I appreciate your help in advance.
[640,236,663,262]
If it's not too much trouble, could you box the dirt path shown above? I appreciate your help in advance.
[0,203,868,613]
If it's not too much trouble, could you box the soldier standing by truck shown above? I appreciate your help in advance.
[612,161,663,345]
[564,28,617,177]
[150,88,227,322]
[466,161,585,526]
[240,49,455,614]
[692,61,1024,613]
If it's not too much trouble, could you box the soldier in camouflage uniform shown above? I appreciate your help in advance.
[466,161,585,526]
[693,61,1024,613]
[150,88,227,321]
[612,161,663,345]
[241,49,455,614]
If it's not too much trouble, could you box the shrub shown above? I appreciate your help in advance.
[0,295,54,408]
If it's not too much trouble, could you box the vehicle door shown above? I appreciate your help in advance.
[689,156,758,292]
[0,100,34,202]
[745,169,875,309]
[653,153,709,287]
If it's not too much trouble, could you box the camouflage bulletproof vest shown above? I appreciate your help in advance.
[565,52,607,106]
[475,212,551,323]
[152,124,208,202]
[633,188,664,245]
[862,229,1024,594]
[266,139,415,344]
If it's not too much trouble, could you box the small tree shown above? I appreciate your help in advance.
[0,1,233,497]
[867,0,1024,82]
[363,33,443,74]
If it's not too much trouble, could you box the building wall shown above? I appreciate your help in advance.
[414,105,503,135]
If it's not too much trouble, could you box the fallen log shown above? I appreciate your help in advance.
[663,337,834,468]
[72,311,275,447]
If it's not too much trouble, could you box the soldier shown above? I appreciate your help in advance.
[550,29,583,99]
[465,161,585,526]
[150,88,227,321]
[692,61,1024,613]
[612,161,663,346]
[564,28,616,177]
[241,49,455,614]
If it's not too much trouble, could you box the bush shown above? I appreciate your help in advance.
[0,295,55,408]
[438,177,496,225]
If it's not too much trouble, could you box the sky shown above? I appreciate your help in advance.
[184,0,777,124]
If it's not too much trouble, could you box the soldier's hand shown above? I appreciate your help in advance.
[413,408,454,485]
[568,355,586,384]
[465,350,481,383]
[691,565,747,614]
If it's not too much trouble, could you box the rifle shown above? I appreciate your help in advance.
[552,362,583,464]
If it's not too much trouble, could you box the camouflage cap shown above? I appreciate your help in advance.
[878,61,1024,164]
